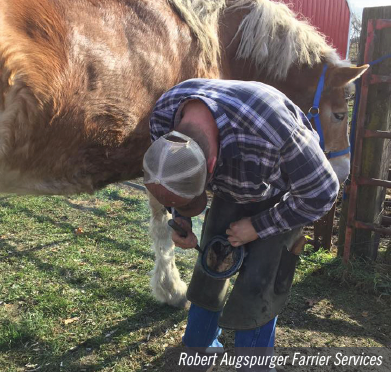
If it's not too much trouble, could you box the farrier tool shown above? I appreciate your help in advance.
[168,219,246,280]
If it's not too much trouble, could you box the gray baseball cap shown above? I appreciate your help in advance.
[143,131,207,199]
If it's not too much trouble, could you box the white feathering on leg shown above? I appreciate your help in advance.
[147,191,189,308]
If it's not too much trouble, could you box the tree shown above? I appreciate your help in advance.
[349,12,362,63]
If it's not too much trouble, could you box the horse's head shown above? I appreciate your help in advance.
[218,0,372,184]
[265,63,369,183]
[311,64,369,183]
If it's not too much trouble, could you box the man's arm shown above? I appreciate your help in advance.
[250,125,340,240]
[149,109,173,141]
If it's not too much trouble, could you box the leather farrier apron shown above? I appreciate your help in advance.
[186,194,303,330]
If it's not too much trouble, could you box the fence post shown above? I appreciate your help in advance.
[338,6,391,260]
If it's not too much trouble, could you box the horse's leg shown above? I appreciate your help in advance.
[147,191,189,308]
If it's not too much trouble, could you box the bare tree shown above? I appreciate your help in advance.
[349,12,362,63]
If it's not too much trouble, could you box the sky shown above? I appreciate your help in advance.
[349,0,391,14]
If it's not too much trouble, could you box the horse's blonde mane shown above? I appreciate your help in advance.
[228,0,348,79]
[168,0,226,68]
[170,0,349,80]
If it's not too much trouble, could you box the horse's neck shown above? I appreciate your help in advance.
[220,54,320,114]
[218,8,324,113]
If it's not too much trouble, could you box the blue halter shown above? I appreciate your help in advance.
[306,64,350,159]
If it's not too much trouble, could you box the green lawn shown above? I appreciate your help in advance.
[0,185,390,371]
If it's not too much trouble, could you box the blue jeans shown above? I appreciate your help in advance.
[183,303,277,348]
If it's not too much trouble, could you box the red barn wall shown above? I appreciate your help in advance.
[278,0,351,58]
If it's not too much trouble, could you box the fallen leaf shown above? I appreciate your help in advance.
[74,227,84,235]
[118,274,131,280]
[362,311,369,317]
[64,317,79,325]
[25,364,39,370]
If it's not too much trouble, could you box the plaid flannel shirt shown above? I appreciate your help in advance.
[149,79,339,239]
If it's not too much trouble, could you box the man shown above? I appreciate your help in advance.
[143,79,339,369]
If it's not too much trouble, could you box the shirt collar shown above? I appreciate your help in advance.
[173,95,241,159]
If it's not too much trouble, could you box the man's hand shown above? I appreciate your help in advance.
[171,217,198,249]
[226,217,258,247]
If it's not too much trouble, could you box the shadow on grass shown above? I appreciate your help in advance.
[97,188,146,206]
[0,200,84,233]
[63,305,185,372]
[1,197,149,235]
[278,264,391,347]
[63,199,108,216]
[63,193,148,219]
[1,295,186,372]
[0,197,153,253]
[0,238,72,258]
[2,244,153,298]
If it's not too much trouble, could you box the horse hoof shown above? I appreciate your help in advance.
[181,300,191,310]
[170,297,190,309]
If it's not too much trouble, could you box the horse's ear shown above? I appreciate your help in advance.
[327,65,370,87]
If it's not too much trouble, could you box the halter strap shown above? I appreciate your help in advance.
[306,64,350,159]
[325,146,351,159]
[306,64,327,151]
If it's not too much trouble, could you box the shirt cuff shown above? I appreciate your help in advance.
[250,206,292,240]
[251,213,277,240]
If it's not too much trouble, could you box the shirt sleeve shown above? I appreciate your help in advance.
[250,125,340,239]
[149,108,173,142]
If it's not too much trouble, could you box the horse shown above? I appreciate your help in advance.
[0,0,368,308]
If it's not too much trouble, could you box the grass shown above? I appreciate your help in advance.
[295,243,391,297]
[0,184,390,371]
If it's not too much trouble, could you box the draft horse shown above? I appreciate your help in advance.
[0,0,368,307]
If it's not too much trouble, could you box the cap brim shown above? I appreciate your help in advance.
[174,192,207,217]
[145,183,207,217]
[145,183,192,206]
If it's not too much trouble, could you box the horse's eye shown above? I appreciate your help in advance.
[333,112,346,121]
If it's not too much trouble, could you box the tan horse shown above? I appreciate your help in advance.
[0,0,367,307]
